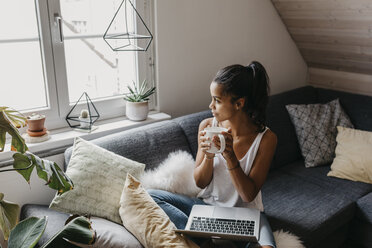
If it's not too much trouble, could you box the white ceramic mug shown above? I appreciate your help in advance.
[204,126,227,153]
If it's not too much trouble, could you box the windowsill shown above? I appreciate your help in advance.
[0,111,171,167]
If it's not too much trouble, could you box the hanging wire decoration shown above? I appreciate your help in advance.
[103,0,153,51]
[65,92,100,130]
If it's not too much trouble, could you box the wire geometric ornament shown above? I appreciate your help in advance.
[65,92,100,130]
[103,0,153,51]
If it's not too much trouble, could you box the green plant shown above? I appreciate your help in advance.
[123,79,156,102]
[0,107,95,247]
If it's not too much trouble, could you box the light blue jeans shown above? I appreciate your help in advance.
[148,189,276,248]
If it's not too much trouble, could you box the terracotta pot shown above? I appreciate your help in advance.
[27,117,45,132]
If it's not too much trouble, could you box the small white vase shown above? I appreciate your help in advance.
[126,101,149,121]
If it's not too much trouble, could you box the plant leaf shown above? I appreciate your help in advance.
[31,154,74,195]
[8,216,47,248]
[139,79,147,95]
[127,85,135,96]
[141,87,156,99]
[124,80,155,102]
[12,153,73,194]
[6,113,27,129]
[0,108,27,128]
[132,81,138,95]
[13,153,35,184]
[0,110,28,153]
[0,130,5,152]
[0,193,20,240]
[41,216,95,248]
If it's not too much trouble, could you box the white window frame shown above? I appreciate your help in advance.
[17,0,156,130]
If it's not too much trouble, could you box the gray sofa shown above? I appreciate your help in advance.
[21,86,372,248]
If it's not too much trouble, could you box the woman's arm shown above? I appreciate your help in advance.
[222,130,277,202]
[194,118,215,189]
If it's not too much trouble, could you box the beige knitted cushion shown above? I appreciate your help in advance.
[50,137,145,223]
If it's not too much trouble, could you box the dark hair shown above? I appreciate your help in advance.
[213,61,270,132]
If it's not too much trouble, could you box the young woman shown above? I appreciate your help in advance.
[149,62,277,248]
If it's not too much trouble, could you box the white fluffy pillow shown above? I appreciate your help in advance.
[274,230,305,248]
[140,150,202,197]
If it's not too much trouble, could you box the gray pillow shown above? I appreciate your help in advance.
[286,99,354,168]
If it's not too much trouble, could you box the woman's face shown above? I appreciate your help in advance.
[209,82,236,122]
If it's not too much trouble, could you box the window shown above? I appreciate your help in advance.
[0,0,48,111]
[0,0,155,129]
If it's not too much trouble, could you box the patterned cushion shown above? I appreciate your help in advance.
[285,99,353,168]
[50,137,145,224]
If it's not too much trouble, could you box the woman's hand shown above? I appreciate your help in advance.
[213,127,237,162]
[199,125,215,158]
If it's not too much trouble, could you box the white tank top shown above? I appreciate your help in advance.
[197,117,267,212]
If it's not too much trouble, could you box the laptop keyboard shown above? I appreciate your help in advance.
[190,217,255,236]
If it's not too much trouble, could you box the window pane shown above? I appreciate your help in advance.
[0,0,47,111]
[60,0,137,103]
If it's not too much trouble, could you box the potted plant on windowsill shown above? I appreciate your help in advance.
[123,80,156,121]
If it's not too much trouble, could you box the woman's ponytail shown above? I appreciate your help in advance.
[245,61,270,132]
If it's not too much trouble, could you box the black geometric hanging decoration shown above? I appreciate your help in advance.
[65,92,100,130]
[103,0,153,52]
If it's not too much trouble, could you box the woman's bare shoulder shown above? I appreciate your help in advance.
[261,129,277,147]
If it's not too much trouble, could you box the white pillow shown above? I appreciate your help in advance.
[49,137,145,223]
[140,150,201,197]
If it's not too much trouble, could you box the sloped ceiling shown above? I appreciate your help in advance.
[271,0,372,96]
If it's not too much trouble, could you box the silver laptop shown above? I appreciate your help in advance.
[175,205,260,242]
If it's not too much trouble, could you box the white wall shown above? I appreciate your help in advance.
[154,0,308,117]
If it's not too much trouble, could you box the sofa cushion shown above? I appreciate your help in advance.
[266,86,319,169]
[317,88,372,132]
[173,110,212,158]
[347,193,372,248]
[286,99,353,168]
[356,192,372,224]
[51,137,145,224]
[119,174,198,248]
[348,218,372,248]
[328,126,372,184]
[279,160,372,201]
[20,204,142,248]
[262,170,356,247]
[65,120,192,171]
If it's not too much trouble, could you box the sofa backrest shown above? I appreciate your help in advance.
[266,86,319,169]
[316,88,372,132]
[64,120,192,171]
[64,86,371,172]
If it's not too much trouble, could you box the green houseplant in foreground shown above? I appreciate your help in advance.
[0,107,95,248]
[124,79,156,121]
